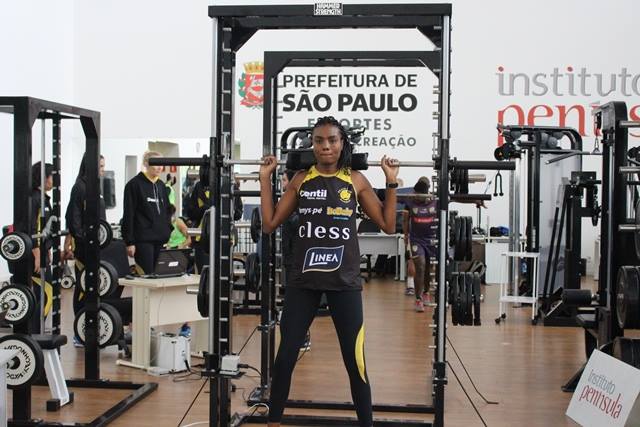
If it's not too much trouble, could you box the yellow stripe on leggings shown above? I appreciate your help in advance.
[355,325,367,383]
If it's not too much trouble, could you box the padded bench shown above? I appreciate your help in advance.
[32,334,73,411]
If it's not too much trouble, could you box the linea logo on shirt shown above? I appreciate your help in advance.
[302,245,344,273]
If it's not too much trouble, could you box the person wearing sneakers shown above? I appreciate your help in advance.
[122,151,172,275]
[260,116,399,427]
[403,177,438,312]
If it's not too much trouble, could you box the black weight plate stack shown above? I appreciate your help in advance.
[616,266,640,329]
[451,273,460,326]
[465,216,473,261]
[197,266,209,318]
[454,217,464,261]
[473,272,482,326]
[464,273,473,325]
[458,273,468,326]
[0,334,44,389]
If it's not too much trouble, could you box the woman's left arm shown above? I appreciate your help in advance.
[353,155,399,234]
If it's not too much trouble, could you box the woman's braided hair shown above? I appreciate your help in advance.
[311,116,352,171]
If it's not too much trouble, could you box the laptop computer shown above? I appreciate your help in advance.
[153,248,192,277]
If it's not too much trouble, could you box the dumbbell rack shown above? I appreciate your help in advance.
[0,97,156,426]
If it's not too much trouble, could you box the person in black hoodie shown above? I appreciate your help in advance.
[122,151,172,275]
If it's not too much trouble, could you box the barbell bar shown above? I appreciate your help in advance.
[150,156,515,171]
[619,166,640,174]
[620,120,640,129]
[619,224,640,232]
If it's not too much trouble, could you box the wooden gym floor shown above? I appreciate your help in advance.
[9,279,587,427]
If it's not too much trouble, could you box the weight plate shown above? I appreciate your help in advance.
[465,216,473,261]
[98,220,113,249]
[453,217,463,260]
[197,266,209,318]
[100,303,123,347]
[0,334,43,389]
[464,273,473,325]
[201,209,211,254]
[74,303,122,348]
[0,232,32,262]
[80,261,119,297]
[245,252,261,293]
[450,273,459,326]
[635,199,640,260]
[616,266,640,329]
[473,272,482,326]
[61,275,75,289]
[459,272,468,326]
[250,208,262,244]
[613,337,637,368]
[0,284,35,325]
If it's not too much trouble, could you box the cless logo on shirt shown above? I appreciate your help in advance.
[302,246,344,272]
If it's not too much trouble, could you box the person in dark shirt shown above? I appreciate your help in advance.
[259,116,399,427]
[30,162,54,333]
[403,177,438,312]
[185,178,243,273]
[122,151,172,275]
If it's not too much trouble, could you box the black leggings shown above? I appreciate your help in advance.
[268,287,372,426]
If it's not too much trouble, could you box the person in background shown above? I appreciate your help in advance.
[402,177,438,312]
[30,161,54,333]
[122,151,172,275]
[167,204,191,249]
[185,178,243,273]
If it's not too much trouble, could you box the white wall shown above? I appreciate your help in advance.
[0,1,76,277]
[2,0,640,278]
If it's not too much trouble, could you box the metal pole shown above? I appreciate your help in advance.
[209,16,220,427]
[40,118,46,334]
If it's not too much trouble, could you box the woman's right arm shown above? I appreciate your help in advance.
[259,156,300,234]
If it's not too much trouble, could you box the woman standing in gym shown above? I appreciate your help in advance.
[259,116,399,427]
[122,151,172,275]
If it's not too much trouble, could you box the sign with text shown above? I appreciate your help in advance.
[566,350,640,427]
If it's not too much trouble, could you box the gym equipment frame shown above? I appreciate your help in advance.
[148,3,513,426]
[206,5,454,426]
[561,101,640,391]
[249,49,442,423]
[0,97,156,426]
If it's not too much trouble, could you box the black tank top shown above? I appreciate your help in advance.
[289,166,361,291]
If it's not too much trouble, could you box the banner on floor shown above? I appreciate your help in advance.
[566,350,640,427]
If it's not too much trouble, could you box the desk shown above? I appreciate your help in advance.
[117,275,201,370]
[0,349,17,427]
[358,233,405,281]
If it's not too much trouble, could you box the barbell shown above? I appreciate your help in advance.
[149,152,515,173]
[0,218,113,263]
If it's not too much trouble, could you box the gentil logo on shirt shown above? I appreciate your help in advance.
[299,189,327,200]
[302,246,344,272]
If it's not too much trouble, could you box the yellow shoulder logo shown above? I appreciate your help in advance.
[338,187,352,203]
